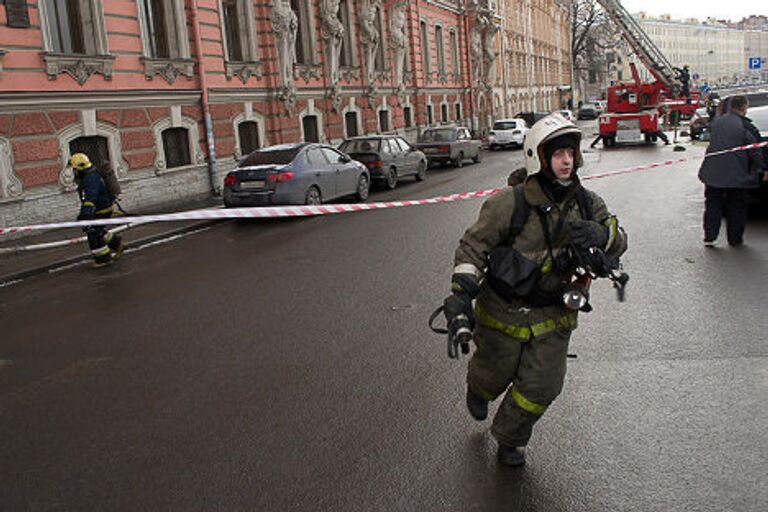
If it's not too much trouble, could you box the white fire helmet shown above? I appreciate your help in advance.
[523,113,583,176]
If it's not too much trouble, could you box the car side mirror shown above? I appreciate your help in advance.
[340,154,351,163]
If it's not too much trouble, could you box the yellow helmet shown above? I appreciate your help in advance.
[68,153,92,171]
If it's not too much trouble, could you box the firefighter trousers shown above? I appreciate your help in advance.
[467,321,571,448]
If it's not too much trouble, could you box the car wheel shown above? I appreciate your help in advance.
[305,186,322,205]
[355,174,370,202]
[415,160,427,181]
[472,151,482,164]
[385,167,398,189]
[454,152,464,168]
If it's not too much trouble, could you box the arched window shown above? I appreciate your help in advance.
[449,29,459,77]
[162,128,191,168]
[290,0,316,65]
[435,25,445,76]
[344,112,359,138]
[374,7,386,71]
[137,0,193,83]
[339,0,354,67]
[69,136,111,172]
[238,121,261,156]
[302,116,319,143]
[420,21,431,77]
[378,109,390,133]
[38,0,112,83]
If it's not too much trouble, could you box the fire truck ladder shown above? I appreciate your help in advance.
[597,0,679,90]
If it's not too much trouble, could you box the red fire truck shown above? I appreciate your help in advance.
[593,0,701,147]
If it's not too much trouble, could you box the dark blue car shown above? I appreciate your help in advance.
[223,143,370,207]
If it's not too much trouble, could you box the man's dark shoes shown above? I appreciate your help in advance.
[498,444,526,467]
[466,387,488,421]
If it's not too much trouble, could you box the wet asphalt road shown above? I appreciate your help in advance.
[1,135,766,511]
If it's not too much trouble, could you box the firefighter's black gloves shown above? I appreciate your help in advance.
[444,273,480,327]
[444,293,474,327]
[569,220,608,251]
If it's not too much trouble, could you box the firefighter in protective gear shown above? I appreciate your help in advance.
[444,113,627,467]
[69,153,123,268]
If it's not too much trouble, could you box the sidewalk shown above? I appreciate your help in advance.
[0,197,224,284]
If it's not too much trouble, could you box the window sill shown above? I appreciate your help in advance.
[155,162,206,176]
[338,67,360,82]
[43,53,115,85]
[294,64,322,82]
[225,61,264,84]
[142,57,194,85]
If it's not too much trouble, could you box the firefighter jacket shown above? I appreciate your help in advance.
[75,168,113,220]
[453,176,627,339]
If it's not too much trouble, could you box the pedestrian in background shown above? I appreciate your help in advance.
[698,95,766,247]
[68,153,124,267]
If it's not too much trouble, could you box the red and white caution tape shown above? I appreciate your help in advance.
[1,140,766,236]
[0,190,499,235]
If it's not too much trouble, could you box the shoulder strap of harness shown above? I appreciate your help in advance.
[574,186,593,221]
[506,183,592,246]
[505,184,529,245]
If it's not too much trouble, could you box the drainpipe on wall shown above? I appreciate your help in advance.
[190,0,219,196]
[464,8,475,134]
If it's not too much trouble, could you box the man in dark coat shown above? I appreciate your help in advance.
[698,95,766,247]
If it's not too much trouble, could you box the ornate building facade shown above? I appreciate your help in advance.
[0,0,571,226]
[495,0,572,118]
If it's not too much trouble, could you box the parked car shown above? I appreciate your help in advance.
[414,126,482,167]
[594,101,607,114]
[577,104,599,120]
[223,143,370,207]
[747,104,768,214]
[338,135,427,190]
[488,118,529,150]
[557,110,575,122]
[514,111,549,127]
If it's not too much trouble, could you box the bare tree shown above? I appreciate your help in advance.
[567,0,621,101]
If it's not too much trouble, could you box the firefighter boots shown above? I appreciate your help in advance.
[498,444,526,467]
[92,252,113,269]
[108,234,124,260]
[466,387,488,421]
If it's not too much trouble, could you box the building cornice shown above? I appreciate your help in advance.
[0,90,202,113]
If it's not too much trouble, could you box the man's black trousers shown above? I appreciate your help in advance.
[703,186,750,245]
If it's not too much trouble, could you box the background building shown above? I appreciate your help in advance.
[497,0,572,117]
[0,0,572,227]
[629,13,746,87]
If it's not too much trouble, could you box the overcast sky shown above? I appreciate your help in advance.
[621,0,766,23]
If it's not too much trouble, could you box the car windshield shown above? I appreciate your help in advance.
[239,145,302,166]
[339,139,381,153]
[493,122,517,130]
[421,129,456,142]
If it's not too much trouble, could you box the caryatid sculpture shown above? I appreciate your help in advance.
[470,27,483,85]
[320,0,344,86]
[389,2,407,93]
[483,22,499,87]
[360,0,380,87]
[270,0,298,109]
